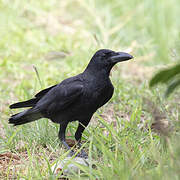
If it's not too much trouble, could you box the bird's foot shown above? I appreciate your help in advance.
[68,150,75,157]
[76,149,88,159]
[68,149,88,159]
[62,140,88,159]
[75,141,88,159]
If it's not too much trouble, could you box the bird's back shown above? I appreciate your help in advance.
[39,72,114,123]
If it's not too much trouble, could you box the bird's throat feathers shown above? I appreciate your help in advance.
[84,64,112,78]
[84,61,113,77]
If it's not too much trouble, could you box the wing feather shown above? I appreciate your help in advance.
[36,81,83,115]
[35,85,57,98]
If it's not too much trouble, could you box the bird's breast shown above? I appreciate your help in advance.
[82,80,114,110]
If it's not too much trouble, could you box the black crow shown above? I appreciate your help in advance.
[9,49,133,158]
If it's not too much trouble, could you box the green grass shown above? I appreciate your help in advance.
[0,0,180,179]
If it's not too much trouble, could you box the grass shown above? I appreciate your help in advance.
[0,0,180,179]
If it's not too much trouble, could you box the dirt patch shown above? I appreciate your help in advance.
[120,61,154,85]
[0,152,26,179]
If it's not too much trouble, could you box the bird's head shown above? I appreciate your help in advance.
[92,49,133,64]
[86,49,133,73]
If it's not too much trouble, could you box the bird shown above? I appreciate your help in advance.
[9,49,133,158]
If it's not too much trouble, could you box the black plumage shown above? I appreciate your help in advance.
[9,49,133,158]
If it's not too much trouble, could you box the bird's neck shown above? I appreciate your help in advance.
[83,65,112,80]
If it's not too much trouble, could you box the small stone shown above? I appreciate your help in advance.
[51,157,89,175]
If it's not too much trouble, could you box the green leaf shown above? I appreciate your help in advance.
[165,78,180,97]
[150,64,180,87]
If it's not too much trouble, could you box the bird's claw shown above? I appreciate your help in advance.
[76,150,88,159]
[68,149,88,159]
[68,150,75,157]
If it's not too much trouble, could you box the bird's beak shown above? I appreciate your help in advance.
[110,52,133,63]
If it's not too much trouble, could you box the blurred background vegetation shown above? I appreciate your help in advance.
[0,0,180,179]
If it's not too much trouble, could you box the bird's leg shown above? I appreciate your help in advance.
[58,123,74,156]
[75,122,89,159]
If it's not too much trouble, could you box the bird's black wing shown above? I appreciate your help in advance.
[36,80,83,115]
[35,85,57,98]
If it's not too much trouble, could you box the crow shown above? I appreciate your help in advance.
[9,49,133,158]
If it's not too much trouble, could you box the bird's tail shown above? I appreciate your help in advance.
[9,108,42,126]
[9,98,39,109]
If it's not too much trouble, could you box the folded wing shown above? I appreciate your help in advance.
[36,81,83,116]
